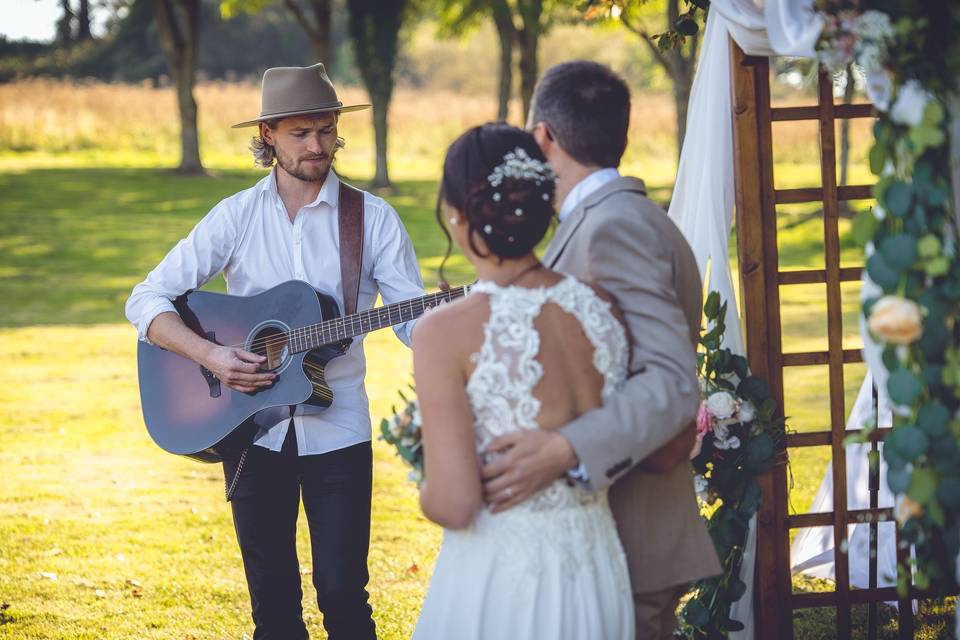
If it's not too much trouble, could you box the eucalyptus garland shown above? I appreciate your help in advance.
[818,1,960,596]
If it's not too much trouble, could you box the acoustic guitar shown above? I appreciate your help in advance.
[137,280,469,462]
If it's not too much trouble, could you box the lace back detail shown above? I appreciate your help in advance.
[466,276,628,448]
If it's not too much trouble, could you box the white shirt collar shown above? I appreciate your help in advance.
[557,167,621,223]
[260,166,341,210]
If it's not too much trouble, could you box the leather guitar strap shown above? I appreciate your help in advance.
[338,182,365,316]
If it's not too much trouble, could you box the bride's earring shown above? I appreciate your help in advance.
[448,217,458,225]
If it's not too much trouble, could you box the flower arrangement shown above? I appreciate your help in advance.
[378,388,424,484]
[819,1,960,597]
[678,292,786,638]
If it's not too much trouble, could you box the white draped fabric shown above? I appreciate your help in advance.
[666,2,823,637]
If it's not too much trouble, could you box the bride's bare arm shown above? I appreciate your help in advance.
[412,309,483,529]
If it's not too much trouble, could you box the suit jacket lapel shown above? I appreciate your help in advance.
[543,176,648,268]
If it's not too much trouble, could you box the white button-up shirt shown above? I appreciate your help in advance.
[125,169,425,455]
[557,167,621,223]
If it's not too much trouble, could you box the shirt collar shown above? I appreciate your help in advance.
[557,167,621,223]
[259,166,341,210]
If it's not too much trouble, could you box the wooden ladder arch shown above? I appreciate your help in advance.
[728,41,918,639]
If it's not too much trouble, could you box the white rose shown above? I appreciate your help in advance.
[868,295,923,345]
[865,69,892,112]
[411,405,422,428]
[890,80,930,128]
[855,10,893,42]
[706,391,737,420]
[400,436,416,448]
[738,401,756,424]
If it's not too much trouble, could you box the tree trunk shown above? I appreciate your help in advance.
[491,3,515,123]
[151,0,204,174]
[78,0,92,41]
[372,93,390,188]
[57,0,75,46]
[347,0,406,189]
[284,0,333,68]
[310,0,332,66]
[671,57,692,158]
[516,0,542,121]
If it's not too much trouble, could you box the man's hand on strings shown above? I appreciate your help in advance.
[203,345,274,393]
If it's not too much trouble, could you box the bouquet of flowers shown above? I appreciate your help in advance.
[379,388,424,483]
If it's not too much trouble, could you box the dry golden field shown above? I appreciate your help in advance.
[0,77,875,187]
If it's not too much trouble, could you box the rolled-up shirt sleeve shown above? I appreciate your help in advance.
[369,198,425,347]
[125,200,238,343]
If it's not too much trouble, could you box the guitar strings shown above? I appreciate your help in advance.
[213,287,468,354]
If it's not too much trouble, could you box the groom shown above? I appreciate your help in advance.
[482,60,720,638]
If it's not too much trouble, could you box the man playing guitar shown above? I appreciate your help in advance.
[125,63,424,640]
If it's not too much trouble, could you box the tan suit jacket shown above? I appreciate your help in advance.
[544,176,721,593]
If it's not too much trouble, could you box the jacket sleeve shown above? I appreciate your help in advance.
[559,209,700,491]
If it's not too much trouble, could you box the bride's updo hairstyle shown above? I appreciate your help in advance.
[437,123,556,267]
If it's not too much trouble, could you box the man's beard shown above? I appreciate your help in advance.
[276,148,334,182]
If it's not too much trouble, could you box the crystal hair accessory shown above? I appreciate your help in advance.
[487,147,557,189]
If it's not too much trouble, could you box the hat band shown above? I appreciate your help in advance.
[258,100,344,119]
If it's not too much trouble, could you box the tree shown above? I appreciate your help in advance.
[151,0,204,174]
[347,0,408,188]
[78,0,93,41]
[436,0,573,123]
[616,0,702,156]
[221,0,333,68]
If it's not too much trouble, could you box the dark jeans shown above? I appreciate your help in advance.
[223,428,376,640]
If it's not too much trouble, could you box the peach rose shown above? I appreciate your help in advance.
[867,295,923,345]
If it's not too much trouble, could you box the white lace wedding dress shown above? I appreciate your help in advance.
[413,276,635,640]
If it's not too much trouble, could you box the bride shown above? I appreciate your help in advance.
[410,123,634,639]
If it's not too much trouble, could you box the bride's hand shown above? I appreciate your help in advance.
[480,430,578,513]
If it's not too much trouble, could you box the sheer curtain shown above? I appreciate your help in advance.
[666,2,825,637]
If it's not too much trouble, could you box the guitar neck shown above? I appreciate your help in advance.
[288,285,471,354]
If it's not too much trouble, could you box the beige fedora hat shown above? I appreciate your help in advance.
[232,62,370,128]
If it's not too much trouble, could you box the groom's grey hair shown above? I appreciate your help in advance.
[527,61,630,169]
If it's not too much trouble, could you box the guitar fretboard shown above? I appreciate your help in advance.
[287,285,470,354]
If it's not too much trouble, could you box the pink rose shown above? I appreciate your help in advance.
[696,401,711,440]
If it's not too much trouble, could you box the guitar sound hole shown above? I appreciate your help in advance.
[250,326,289,372]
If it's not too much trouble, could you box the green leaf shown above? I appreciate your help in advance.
[924,256,950,277]
[866,253,901,292]
[907,466,936,504]
[888,425,930,462]
[737,479,762,517]
[746,434,774,472]
[935,478,960,511]
[917,402,950,438]
[730,355,749,380]
[675,17,699,36]
[886,369,923,406]
[880,234,918,270]
[852,210,879,246]
[888,466,912,493]
[683,599,710,627]
[883,181,913,218]
[727,576,747,601]
[917,234,941,259]
[869,141,887,175]
[704,291,721,320]
[924,100,945,126]
[737,376,769,404]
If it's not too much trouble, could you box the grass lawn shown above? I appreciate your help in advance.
[0,151,953,637]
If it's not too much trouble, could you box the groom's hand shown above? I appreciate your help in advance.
[481,430,578,513]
